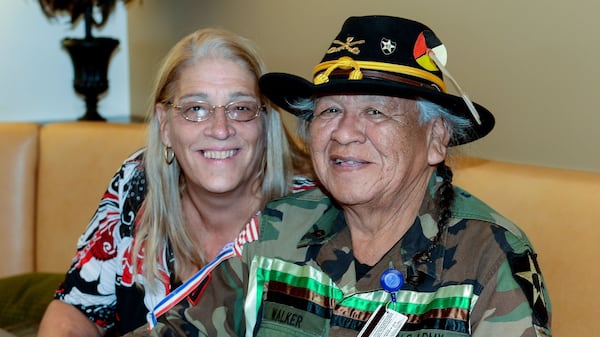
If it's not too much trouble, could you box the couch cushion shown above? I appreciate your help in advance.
[35,122,147,273]
[0,123,39,278]
[0,272,64,332]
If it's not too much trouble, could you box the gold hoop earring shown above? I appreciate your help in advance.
[164,146,175,165]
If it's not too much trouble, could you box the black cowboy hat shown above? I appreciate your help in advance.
[260,15,495,145]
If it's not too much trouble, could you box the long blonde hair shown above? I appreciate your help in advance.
[132,28,304,290]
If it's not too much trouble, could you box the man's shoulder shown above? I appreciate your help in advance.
[451,185,534,253]
[262,187,332,226]
[258,188,340,243]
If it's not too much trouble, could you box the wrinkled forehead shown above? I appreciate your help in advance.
[315,94,418,110]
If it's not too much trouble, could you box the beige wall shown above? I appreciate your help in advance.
[128,0,600,172]
[1,2,130,122]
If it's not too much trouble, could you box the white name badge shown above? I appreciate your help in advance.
[358,304,408,337]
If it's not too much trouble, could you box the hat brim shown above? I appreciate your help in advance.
[260,72,494,145]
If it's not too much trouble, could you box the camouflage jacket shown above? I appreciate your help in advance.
[130,179,552,337]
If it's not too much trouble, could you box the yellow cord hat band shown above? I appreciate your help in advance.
[312,57,447,93]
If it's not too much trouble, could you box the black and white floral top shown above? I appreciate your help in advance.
[54,149,315,334]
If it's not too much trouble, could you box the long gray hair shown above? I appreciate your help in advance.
[133,28,299,290]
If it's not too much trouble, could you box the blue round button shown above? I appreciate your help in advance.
[380,268,404,293]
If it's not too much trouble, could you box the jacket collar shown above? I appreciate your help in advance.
[297,173,444,282]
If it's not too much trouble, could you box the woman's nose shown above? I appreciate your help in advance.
[205,107,234,139]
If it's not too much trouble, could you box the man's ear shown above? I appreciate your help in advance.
[156,102,171,146]
[427,118,450,166]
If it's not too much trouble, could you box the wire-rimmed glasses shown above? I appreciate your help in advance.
[168,100,265,122]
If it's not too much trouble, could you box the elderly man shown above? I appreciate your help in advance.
[131,15,551,337]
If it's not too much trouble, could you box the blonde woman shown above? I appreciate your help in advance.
[38,28,313,337]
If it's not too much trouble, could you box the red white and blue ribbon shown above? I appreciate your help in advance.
[146,214,260,330]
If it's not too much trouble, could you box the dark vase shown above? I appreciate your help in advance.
[62,37,119,121]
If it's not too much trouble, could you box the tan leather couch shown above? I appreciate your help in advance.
[1,122,597,336]
[449,156,599,336]
[0,122,146,277]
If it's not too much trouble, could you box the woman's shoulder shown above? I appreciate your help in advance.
[291,175,317,193]
[105,148,147,206]
[123,148,145,166]
[274,185,329,205]
[114,148,146,178]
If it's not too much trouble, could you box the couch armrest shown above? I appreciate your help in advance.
[0,123,39,277]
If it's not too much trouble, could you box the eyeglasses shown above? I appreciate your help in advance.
[168,100,265,122]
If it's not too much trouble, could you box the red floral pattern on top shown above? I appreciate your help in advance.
[77,214,119,266]
[54,149,315,334]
